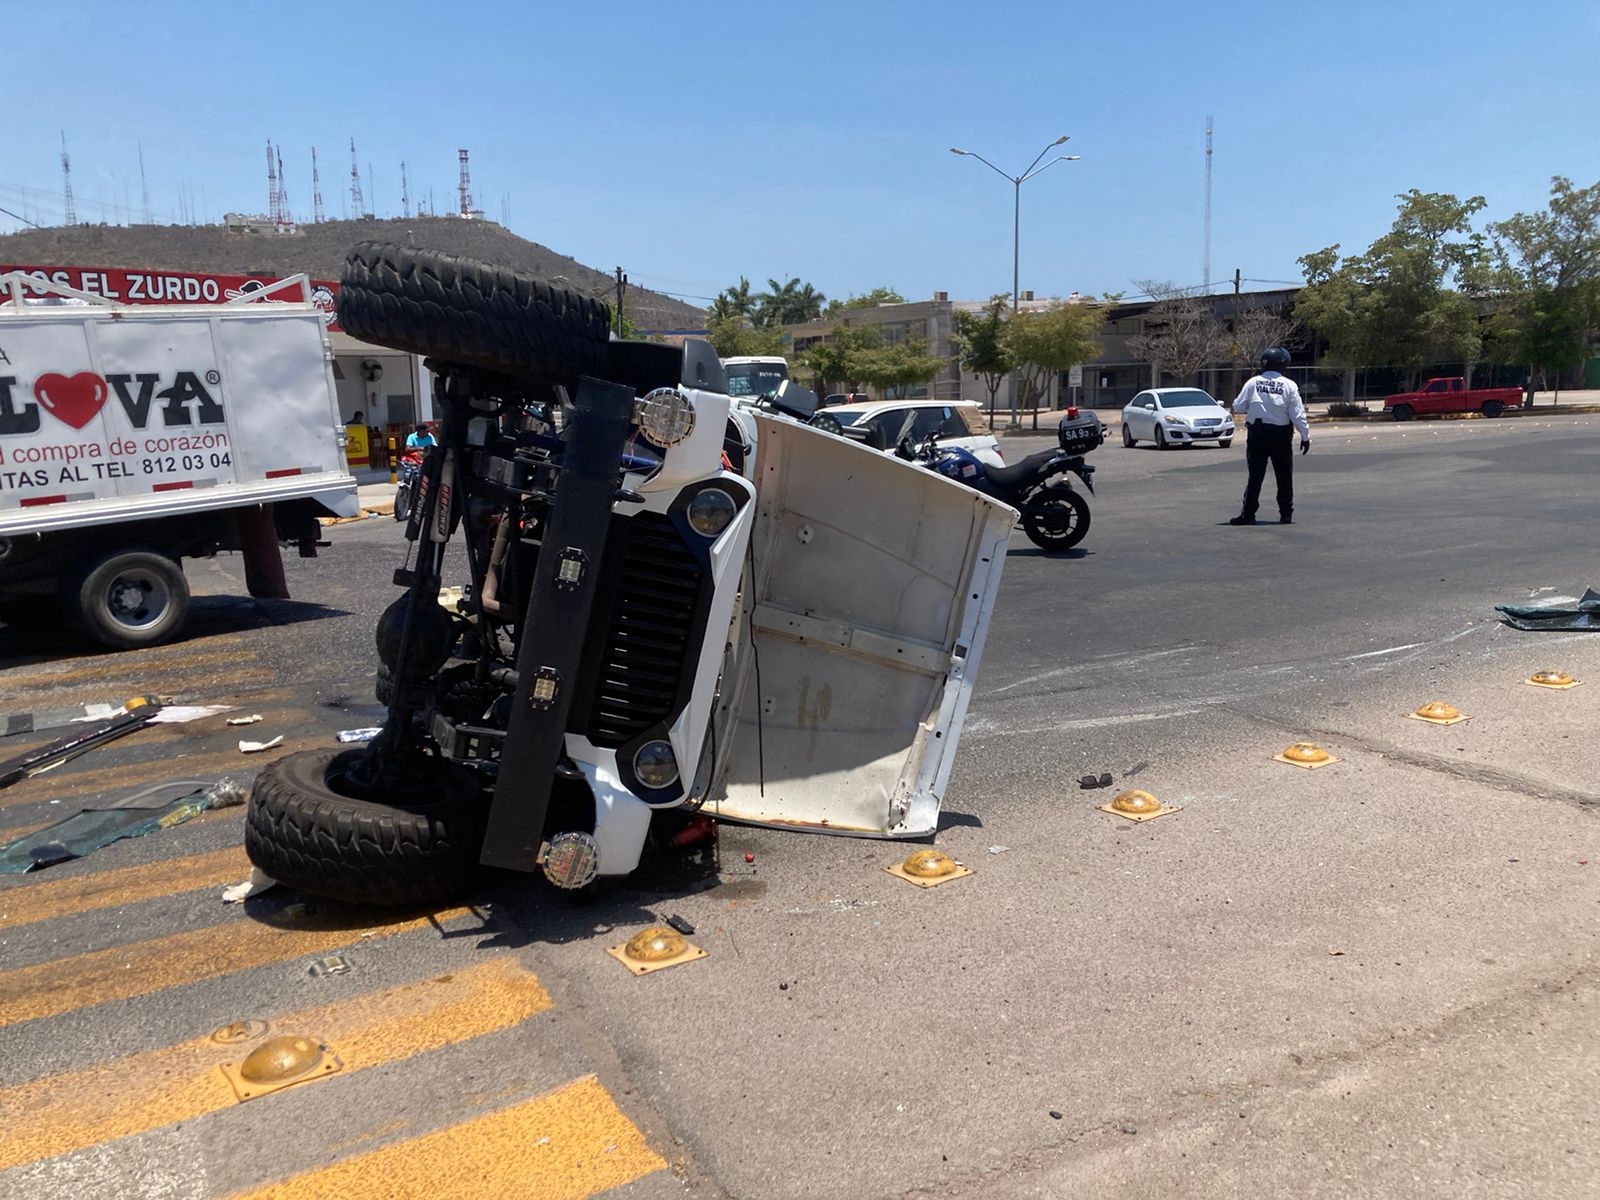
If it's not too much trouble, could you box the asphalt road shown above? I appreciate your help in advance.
[1,410,1597,1198]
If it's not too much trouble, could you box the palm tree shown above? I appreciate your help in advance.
[755,277,827,325]
[709,277,757,324]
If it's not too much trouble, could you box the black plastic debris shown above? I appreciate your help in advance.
[1078,773,1113,790]
[1496,588,1600,632]
[666,914,696,936]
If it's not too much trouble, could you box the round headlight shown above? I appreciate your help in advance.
[687,488,738,538]
[635,388,695,448]
[633,740,680,789]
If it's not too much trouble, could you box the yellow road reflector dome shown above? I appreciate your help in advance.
[607,925,708,975]
[886,848,973,888]
[1408,701,1469,725]
[1526,669,1580,690]
[1110,790,1160,814]
[221,1034,342,1101]
[1274,742,1338,769]
[902,849,958,878]
[625,927,688,962]
[1100,790,1180,823]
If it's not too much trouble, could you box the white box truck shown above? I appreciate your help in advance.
[0,273,359,649]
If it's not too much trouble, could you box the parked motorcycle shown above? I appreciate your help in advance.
[392,451,424,522]
[899,434,1095,552]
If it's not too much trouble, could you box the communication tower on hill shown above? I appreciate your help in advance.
[350,138,365,217]
[276,145,291,225]
[401,161,410,219]
[311,147,325,224]
[60,131,76,226]
[266,140,279,224]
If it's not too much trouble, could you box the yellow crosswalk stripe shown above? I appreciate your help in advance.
[0,958,552,1172]
[0,904,475,1028]
[232,1075,666,1200]
[0,845,251,930]
[0,647,259,692]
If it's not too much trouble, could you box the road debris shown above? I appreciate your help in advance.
[1078,772,1113,790]
[336,727,383,743]
[227,714,265,726]
[665,914,696,936]
[0,786,212,873]
[0,696,163,790]
[205,777,250,808]
[238,736,285,754]
[308,954,352,977]
[987,845,1010,854]
[222,867,279,904]
[149,705,236,724]
[1495,588,1600,632]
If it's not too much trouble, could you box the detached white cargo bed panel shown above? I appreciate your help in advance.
[707,416,1014,838]
[0,276,357,535]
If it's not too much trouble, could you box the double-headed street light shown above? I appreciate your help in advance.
[950,136,1081,312]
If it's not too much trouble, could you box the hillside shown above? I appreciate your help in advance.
[0,217,705,331]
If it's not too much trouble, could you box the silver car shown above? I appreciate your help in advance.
[1121,388,1235,449]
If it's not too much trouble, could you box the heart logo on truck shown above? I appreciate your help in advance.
[33,372,109,430]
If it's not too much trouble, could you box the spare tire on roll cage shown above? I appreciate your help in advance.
[337,242,613,384]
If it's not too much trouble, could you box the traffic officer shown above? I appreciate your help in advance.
[1229,347,1310,525]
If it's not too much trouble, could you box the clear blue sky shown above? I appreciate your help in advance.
[5,1,1597,307]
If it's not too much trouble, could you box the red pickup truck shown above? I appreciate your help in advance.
[1383,377,1522,420]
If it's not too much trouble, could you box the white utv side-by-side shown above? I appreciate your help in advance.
[244,245,1013,905]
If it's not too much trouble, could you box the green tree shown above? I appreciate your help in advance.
[824,287,905,316]
[705,314,785,358]
[795,323,879,395]
[1488,176,1600,402]
[952,297,1013,419]
[1003,299,1106,421]
[755,277,827,326]
[1296,190,1490,386]
[848,331,949,401]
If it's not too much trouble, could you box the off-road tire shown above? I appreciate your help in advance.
[245,748,489,906]
[338,243,612,383]
[73,548,189,649]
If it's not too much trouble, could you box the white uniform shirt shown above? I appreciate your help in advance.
[1233,371,1310,440]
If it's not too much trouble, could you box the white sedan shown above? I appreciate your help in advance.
[1121,388,1236,449]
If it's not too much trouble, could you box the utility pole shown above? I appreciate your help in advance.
[614,267,629,336]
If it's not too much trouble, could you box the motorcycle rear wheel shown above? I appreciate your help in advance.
[1022,486,1090,552]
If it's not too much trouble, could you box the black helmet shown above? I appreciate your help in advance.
[1260,347,1291,370]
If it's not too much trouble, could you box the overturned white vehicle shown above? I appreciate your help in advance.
[246,245,1014,904]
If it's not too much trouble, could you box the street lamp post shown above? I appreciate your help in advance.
[950,137,1081,423]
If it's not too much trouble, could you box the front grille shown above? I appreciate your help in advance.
[584,512,703,748]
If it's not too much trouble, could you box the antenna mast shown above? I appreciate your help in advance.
[276,145,291,225]
[138,141,153,224]
[1203,116,1213,294]
[61,131,76,226]
[349,138,365,216]
[311,147,325,223]
[457,149,473,217]
[266,140,279,223]
[401,161,410,219]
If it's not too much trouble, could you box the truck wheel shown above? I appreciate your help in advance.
[1392,404,1414,422]
[338,243,612,384]
[245,748,488,907]
[1481,399,1504,419]
[73,549,189,649]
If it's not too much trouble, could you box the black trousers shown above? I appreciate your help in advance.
[1241,422,1294,519]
